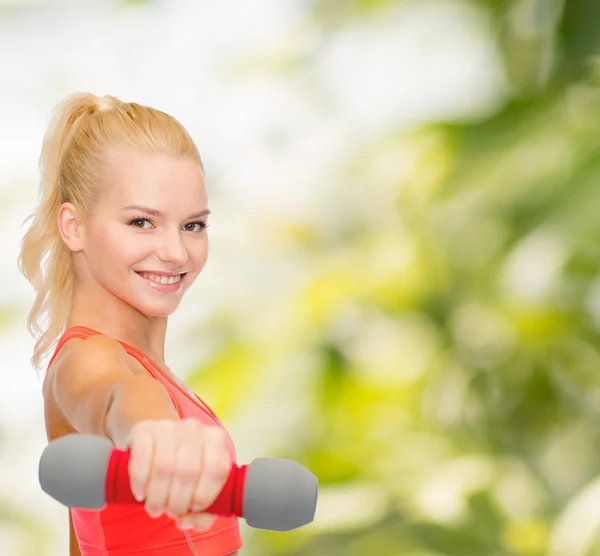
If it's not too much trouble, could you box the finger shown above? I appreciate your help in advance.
[176,512,216,531]
[190,426,232,512]
[144,423,179,517]
[127,423,155,502]
[165,422,205,517]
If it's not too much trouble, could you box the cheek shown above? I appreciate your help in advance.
[189,238,209,270]
[90,228,149,271]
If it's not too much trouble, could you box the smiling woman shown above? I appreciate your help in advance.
[17,93,241,556]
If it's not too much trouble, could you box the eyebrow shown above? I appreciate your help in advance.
[121,205,211,219]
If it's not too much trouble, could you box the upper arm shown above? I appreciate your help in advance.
[49,334,139,437]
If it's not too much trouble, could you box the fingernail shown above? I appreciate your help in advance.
[195,515,214,530]
[132,485,145,502]
[147,506,162,518]
[178,519,194,530]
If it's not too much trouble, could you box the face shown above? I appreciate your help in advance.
[66,149,209,319]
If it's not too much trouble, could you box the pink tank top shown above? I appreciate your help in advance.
[46,326,243,556]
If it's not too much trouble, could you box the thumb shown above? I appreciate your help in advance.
[175,512,216,531]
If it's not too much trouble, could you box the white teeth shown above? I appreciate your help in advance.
[138,272,182,285]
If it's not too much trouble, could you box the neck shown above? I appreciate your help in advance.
[66,282,168,361]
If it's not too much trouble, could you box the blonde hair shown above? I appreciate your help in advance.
[17,92,202,373]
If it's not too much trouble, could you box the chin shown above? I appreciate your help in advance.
[118,292,182,318]
[137,302,180,318]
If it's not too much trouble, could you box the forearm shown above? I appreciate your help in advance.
[104,375,180,449]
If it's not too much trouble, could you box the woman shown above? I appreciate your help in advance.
[18,93,242,555]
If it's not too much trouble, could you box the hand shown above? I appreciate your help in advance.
[126,418,232,531]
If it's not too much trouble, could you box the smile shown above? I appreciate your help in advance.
[136,272,184,285]
[135,271,186,292]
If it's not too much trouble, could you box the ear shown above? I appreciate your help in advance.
[57,202,85,252]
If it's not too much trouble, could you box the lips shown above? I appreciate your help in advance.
[135,270,186,277]
[134,271,188,295]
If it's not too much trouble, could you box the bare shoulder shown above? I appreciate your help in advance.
[43,334,139,436]
[47,334,134,390]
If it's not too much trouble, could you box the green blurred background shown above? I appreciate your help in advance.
[3,0,600,554]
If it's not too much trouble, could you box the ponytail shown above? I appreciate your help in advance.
[18,94,98,372]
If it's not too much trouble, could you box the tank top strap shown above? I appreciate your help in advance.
[46,326,101,371]
[112,342,164,382]
[47,326,162,381]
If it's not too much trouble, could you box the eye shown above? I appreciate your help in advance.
[128,217,153,229]
[184,221,209,232]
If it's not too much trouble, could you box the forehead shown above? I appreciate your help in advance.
[99,149,206,209]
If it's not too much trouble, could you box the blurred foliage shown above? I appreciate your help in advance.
[184,0,600,554]
[0,499,54,556]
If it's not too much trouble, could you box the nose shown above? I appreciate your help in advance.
[156,227,189,266]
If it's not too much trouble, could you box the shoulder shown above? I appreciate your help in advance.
[42,334,140,439]
[44,334,135,398]
[65,333,131,362]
